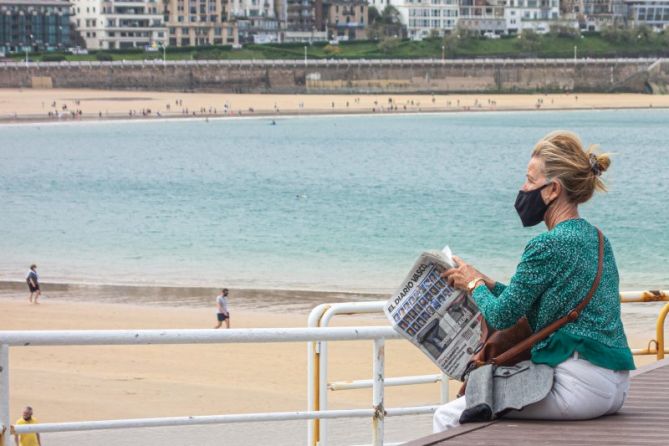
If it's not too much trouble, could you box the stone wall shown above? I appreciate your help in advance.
[0,59,663,94]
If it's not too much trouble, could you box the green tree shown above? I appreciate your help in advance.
[442,31,460,53]
[368,5,403,40]
[368,6,381,25]
[380,6,402,25]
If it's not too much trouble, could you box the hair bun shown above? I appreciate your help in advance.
[587,149,611,176]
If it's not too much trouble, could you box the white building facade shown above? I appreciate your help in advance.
[390,0,459,39]
[625,0,669,29]
[229,0,275,17]
[504,0,560,34]
[70,0,166,49]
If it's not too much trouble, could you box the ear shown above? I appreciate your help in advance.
[545,181,561,203]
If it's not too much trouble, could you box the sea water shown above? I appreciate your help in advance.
[1,110,668,292]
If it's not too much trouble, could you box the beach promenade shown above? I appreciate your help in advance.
[409,358,669,445]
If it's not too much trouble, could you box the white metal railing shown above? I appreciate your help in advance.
[2,290,665,445]
[0,326,437,446]
[307,302,449,446]
[0,57,662,70]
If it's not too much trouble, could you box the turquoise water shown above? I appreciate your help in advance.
[1,110,668,292]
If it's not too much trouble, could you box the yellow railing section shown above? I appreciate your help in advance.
[621,290,669,360]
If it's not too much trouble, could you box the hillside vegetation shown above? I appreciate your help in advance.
[9,28,669,63]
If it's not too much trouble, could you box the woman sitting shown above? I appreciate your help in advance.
[433,131,635,432]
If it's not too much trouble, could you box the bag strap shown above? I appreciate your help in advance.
[490,228,605,366]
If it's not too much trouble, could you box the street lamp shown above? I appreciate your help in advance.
[25,34,33,66]
[441,44,445,61]
[161,42,167,64]
[304,45,307,66]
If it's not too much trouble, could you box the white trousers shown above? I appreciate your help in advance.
[433,355,630,433]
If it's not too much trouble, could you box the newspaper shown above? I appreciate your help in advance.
[384,248,483,381]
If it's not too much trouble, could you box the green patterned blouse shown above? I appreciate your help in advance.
[472,218,635,370]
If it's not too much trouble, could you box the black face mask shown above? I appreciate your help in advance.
[514,183,554,227]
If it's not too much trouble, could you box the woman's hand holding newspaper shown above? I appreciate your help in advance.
[442,256,493,291]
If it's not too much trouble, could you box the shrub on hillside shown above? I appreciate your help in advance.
[516,29,541,52]
[95,52,113,61]
[601,25,635,43]
[377,37,401,54]
[323,44,341,55]
[42,54,66,62]
[549,23,581,39]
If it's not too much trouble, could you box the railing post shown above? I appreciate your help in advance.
[1,344,10,446]
[307,304,328,446]
[372,339,385,446]
[440,373,449,404]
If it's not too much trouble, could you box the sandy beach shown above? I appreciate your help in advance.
[0,285,662,427]
[0,295,450,424]
[1,89,669,123]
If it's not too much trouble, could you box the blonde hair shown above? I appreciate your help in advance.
[532,130,610,204]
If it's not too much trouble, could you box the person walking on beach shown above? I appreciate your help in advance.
[214,288,230,329]
[25,265,40,304]
[14,406,41,446]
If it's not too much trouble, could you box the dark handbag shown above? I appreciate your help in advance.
[458,228,604,395]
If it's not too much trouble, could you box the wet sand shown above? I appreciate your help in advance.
[0,280,385,313]
[1,89,669,123]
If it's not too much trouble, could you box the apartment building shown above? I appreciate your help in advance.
[163,0,237,46]
[391,0,459,40]
[458,0,506,34]
[229,0,279,43]
[286,0,316,30]
[623,0,669,29]
[280,0,328,41]
[70,0,166,49]
[0,0,72,53]
[504,0,560,34]
[321,0,368,40]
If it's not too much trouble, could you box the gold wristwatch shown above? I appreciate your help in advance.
[467,277,485,293]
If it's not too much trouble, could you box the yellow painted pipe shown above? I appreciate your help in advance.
[631,347,669,355]
[657,303,669,360]
[620,290,669,303]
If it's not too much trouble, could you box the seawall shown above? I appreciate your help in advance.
[1,58,667,94]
